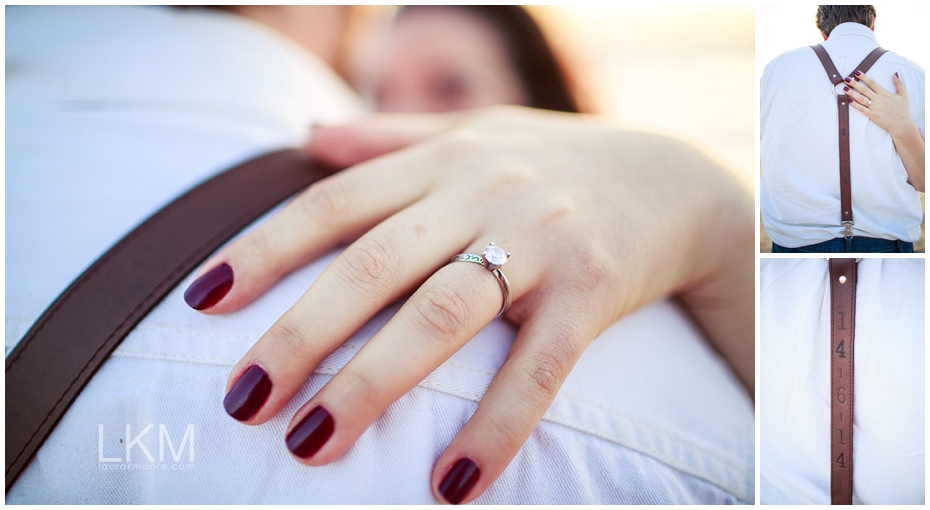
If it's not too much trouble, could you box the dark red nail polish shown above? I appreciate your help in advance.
[843,86,849,91]
[223,365,272,422]
[895,72,899,78]
[184,263,233,310]
[286,406,334,458]
[854,70,861,76]
[844,77,851,83]
[439,458,480,505]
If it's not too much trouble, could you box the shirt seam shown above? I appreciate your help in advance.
[108,345,753,500]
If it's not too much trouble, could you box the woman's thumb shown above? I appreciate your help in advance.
[893,72,907,96]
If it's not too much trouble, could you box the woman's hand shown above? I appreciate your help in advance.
[185,106,754,504]
[845,71,925,191]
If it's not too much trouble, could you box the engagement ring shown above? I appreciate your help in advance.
[450,242,512,318]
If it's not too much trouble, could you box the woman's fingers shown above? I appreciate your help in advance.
[431,297,595,504]
[844,75,874,102]
[844,84,870,107]
[307,112,466,167]
[282,238,539,465]
[184,150,435,314]
[846,71,917,147]
[221,196,479,425]
[848,96,874,118]
[851,70,885,96]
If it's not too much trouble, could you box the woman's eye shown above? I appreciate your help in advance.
[433,73,468,102]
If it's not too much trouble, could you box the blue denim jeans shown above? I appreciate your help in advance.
[772,237,914,253]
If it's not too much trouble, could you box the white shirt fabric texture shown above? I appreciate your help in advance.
[760,258,925,504]
[760,22,925,248]
[5,6,754,504]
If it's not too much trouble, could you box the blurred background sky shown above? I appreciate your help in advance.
[531,6,755,189]
[346,6,755,189]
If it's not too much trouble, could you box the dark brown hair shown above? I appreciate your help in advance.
[816,5,876,37]
[399,5,583,113]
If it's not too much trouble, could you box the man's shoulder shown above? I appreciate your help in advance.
[878,50,925,78]
[762,46,818,78]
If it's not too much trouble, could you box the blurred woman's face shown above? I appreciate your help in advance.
[375,7,528,113]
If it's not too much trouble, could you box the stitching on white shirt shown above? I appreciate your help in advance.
[113,325,264,341]
[6,316,265,343]
[110,341,364,367]
[14,314,751,467]
[439,359,497,377]
[557,392,748,471]
[10,314,751,499]
[111,349,239,365]
[305,361,750,498]
[113,342,752,498]
[533,408,748,499]
[322,347,749,497]
[110,343,750,491]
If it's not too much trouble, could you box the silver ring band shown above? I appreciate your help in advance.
[449,243,512,318]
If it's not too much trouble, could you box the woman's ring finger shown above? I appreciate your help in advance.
[280,239,532,465]
[450,242,512,318]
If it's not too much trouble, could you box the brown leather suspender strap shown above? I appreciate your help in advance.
[828,258,858,504]
[5,149,337,491]
[810,45,888,243]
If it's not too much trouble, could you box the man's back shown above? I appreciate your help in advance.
[760,22,924,248]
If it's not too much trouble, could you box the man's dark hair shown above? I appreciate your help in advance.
[816,6,876,37]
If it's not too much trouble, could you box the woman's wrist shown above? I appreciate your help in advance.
[887,117,926,192]
[889,115,920,141]
[670,147,755,396]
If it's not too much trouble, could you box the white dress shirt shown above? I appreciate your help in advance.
[5,6,754,504]
[760,258,925,504]
[760,22,925,248]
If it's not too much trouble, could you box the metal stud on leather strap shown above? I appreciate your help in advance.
[829,258,857,504]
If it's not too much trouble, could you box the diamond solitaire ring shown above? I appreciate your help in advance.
[450,242,512,318]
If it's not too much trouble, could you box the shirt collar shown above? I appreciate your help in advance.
[827,22,878,44]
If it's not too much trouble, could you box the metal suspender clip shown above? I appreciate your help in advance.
[842,221,854,240]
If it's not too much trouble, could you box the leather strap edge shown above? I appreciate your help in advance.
[5,149,338,491]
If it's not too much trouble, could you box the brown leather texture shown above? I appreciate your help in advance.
[837,94,853,224]
[810,45,889,229]
[829,258,858,504]
[5,149,338,491]
[811,43,844,86]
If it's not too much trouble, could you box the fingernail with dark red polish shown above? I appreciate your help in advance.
[184,263,233,310]
[854,70,861,76]
[895,72,899,78]
[844,77,851,83]
[286,406,334,458]
[439,458,480,505]
[844,86,849,91]
[223,365,272,422]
